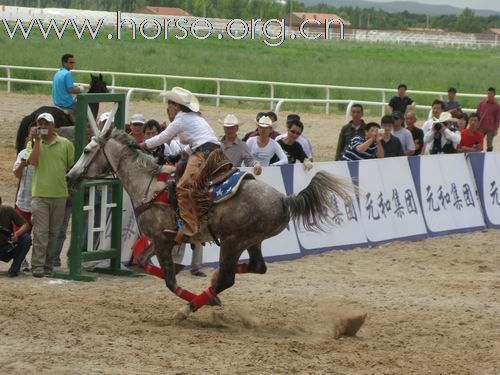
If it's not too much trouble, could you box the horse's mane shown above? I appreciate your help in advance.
[111,130,162,175]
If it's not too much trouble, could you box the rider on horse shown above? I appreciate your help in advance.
[139,87,221,240]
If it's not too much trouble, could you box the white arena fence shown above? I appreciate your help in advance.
[0,64,482,121]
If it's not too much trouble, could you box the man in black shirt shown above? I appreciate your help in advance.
[388,84,416,114]
[405,111,424,155]
[380,116,404,158]
[277,120,313,169]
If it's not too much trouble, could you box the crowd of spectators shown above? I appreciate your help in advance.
[336,84,499,161]
[2,73,499,279]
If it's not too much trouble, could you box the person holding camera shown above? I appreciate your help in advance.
[423,112,461,155]
[27,113,74,277]
[341,122,385,161]
[0,196,31,277]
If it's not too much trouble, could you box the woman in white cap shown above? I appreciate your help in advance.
[246,116,288,166]
[139,87,220,238]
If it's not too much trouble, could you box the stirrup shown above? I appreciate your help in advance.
[175,230,192,244]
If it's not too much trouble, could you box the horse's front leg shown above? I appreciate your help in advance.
[175,238,244,320]
[153,234,197,303]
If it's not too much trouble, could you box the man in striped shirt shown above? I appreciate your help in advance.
[341,122,385,161]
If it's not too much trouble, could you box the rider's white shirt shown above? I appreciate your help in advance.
[145,112,220,151]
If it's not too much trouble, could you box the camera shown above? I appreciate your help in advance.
[377,128,385,135]
[36,127,49,135]
[433,122,443,132]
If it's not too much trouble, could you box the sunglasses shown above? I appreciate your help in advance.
[289,130,301,135]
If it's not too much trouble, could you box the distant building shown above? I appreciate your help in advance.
[286,12,349,39]
[138,6,190,17]
[480,28,500,44]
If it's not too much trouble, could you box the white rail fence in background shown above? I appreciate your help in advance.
[0,64,482,121]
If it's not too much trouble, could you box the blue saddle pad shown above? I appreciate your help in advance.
[209,170,252,204]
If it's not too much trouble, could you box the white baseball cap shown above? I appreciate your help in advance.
[130,113,145,124]
[36,113,55,123]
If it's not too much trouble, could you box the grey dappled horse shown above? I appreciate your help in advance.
[66,120,353,320]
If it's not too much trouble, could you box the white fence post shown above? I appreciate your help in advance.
[216,80,220,107]
[270,83,274,110]
[381,90,386,116]
[345,100,354,123]
[325,88,330,115]
[162,77,167,104]
[111,74,115,94]
[125,88,135,121]
[7,68,11,93]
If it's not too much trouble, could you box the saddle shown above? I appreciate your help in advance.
[136,149,253,216]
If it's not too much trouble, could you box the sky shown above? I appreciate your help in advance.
[365,0,500,12]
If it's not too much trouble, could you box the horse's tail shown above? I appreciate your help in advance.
[282,171,355,232]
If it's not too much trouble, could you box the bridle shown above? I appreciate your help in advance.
[78,135,118,182]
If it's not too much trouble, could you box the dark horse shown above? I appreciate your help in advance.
[15,74,108,153]
[66,121,353,320]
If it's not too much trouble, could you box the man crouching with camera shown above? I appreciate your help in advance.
[0,196,31,277]
[27,113,74,278]
[423,112,461,154]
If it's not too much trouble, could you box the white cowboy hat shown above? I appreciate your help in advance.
[159,87,200,112]
[257,115,273,128]
[432,112,457,124]
[36,113,55,123]
[222,114,239,127]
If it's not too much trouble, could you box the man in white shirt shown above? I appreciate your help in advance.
[422,99,446,135]
[140,87,220,238]
[423,112,461,154]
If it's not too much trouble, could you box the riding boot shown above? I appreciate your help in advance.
[176,153,205,238]
[177,191,198,237]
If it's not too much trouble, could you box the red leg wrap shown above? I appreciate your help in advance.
[190,287,218,311]
[235,263,249,274]
[144,263,165,279]
[175,287,196,302]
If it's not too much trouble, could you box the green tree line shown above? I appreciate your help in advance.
[4,0,500,33]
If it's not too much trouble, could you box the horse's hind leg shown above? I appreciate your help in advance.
[247,243,267,274]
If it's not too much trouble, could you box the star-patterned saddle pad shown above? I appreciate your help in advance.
[209,169,254,204]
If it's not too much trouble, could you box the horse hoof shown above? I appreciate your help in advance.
[173,305,191,321]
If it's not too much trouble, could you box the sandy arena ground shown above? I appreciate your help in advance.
[0,93,499,374]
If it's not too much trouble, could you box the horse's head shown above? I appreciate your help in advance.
[66,119,114,191]
[89,74,108,94]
